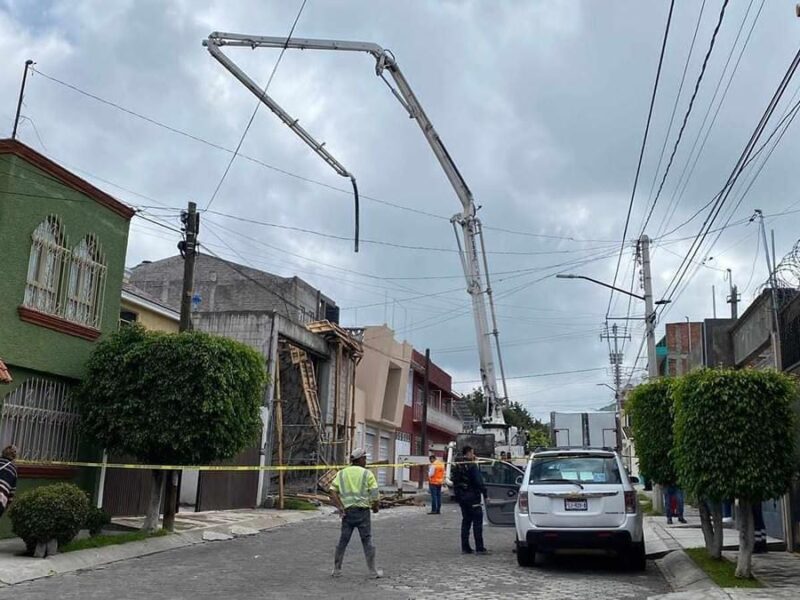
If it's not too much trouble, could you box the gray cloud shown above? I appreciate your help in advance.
[3,0,799,420]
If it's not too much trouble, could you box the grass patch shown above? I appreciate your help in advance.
[281,498,318,511]
[60,529,168,553]
[685,548,762,588]
[638,492,662,516]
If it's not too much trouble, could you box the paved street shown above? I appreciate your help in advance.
[0,504,669,600]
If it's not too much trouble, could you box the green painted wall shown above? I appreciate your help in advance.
[0,153,130,379]
[0,368,102,539]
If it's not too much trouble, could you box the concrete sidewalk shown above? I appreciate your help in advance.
[0,507,331,586]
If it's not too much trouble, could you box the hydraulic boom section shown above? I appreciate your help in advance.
[203,32,510,434]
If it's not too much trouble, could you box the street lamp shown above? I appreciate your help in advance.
[555,272,671,380]
[556,274,645,300]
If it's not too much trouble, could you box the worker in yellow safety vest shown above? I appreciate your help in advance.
[428,455,445,515]
[329,448,382,578]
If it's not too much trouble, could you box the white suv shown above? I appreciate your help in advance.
[515,449,646,571]
[502,449,644,570]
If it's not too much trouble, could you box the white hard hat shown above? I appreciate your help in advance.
[351,448,367,460]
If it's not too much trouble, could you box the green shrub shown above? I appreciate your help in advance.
[85,506,112,537]
[9,483,90,554]
[625,379,677,486]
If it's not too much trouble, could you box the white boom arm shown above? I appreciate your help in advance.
[204,32,510,430]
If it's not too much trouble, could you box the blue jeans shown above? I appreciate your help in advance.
[430,484,442,513]
[664,487,684,519]
[459,499,485,552]
[334,508,376,571]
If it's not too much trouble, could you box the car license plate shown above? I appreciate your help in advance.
[564,498,588,511]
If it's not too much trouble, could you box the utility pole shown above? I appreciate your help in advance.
[12,60,34,140]
[641,235,658,379]
[163,201,199,532]
[756,211,782,370]
[418,348,430,490]
[178,202,199,332]
[600,324,630,416]
[727,269,739,319]
[712,285,717,319]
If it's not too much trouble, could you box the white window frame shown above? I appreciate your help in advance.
[65,235,107,328]
[24,215,68,316]
[22,218,107,330]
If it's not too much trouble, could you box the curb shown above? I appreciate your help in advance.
[656,550,717,593]
[0,508,331,586]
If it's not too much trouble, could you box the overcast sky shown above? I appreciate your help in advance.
[3,1,800,420]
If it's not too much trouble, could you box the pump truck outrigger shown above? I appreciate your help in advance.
[204,32,514,445]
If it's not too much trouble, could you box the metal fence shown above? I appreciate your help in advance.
[0,378,81,462]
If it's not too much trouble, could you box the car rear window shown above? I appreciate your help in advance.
[529,455,621,485]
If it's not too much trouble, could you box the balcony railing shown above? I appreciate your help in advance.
[413,400,462,434]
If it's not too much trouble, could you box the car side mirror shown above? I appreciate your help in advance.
[515,475,523,486]
[629,476,640,484]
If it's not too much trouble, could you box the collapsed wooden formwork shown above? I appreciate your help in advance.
[271,321,363,505]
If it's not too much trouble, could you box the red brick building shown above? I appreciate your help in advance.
[397,350,463,485]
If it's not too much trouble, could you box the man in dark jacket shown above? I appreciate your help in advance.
[0,445,18,518]
[452,445,488,554]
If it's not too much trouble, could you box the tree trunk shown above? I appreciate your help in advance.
[162,470,178,532]
[698,501,716,553]
[142,470,165,532]
[709,502,724,559]
[736,499,755,579]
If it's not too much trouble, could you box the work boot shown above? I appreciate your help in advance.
[366,549,382,578]
[331,568,342,578]
[678,517,687,524]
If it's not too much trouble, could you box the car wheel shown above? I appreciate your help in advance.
[625,542,646,572]
[516,543,536,567]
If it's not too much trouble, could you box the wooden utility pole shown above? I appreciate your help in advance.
[418,349,430,489]
[276,367,285,510]
[163,201,199,532]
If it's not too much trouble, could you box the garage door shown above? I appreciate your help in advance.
[395,434,411,483]
[378,435,391,486]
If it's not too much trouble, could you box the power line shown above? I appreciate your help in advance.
[30,63,633,244]
[454,367,608,385]
[641,0,730,234]
[654,0,765,241]
[203,208,618,256]
[607,0,675,318]
[642,0,707,226]
[205,0,308,211]
[659,45,800,315]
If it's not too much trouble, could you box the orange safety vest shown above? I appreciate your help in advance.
[429,460,445,485]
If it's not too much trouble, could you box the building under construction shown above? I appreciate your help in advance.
[127,255,363,510]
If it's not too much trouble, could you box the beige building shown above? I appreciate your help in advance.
[353,325,412,487]
[119,278,180,333]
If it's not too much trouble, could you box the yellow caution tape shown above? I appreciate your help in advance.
[16,459,468,472]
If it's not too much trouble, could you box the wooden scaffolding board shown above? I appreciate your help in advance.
[288,345,326,440]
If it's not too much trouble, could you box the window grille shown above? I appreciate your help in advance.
[0,378,80,462]
[22,218,107,330]
[24,216,68,315]
[66,235,107,328]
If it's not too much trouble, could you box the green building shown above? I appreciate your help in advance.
[0,139,134,536]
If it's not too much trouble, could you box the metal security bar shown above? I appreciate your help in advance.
[65,236,107,328]
[23,219,107,330]
[24,215,69,316]
[0,378,81,462]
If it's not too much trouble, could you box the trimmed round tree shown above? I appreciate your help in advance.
[75,325,267,531]
[625,379,676,487]
[672,368,796,577]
